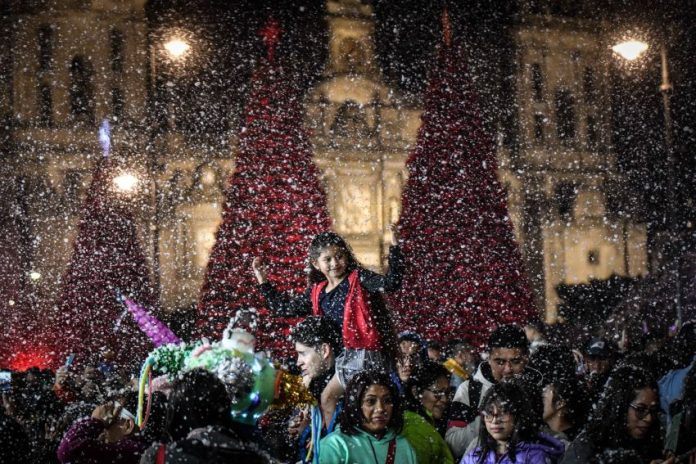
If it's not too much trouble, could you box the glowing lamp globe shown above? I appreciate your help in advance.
[612,40,649,61]
[164,38,190,60]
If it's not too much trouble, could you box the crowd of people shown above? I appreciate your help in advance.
[1,230,695,463]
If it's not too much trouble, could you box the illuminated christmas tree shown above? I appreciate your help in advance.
[393,13,537,347]
[196,19,332,358]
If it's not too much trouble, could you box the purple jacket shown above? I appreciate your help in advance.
[57,417,148,464]
[460,433,565,464]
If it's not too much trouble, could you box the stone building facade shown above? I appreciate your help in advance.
[0,0,646,321]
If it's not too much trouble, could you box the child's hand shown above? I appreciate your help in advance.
[252,257,268,284]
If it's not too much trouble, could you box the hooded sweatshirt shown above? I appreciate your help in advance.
[139,426,274,464]
[460,433,565,464]
[447,363,496,458]
[401,410,454,464]
[319,426,416,464]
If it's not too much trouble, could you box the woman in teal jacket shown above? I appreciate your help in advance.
[319,370,416,464]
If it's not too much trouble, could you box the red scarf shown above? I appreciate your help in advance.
[311,270,381,350]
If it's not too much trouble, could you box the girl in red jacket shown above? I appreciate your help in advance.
[252,229,402,425]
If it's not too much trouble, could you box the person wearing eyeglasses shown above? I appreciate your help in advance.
[561,365,669,464]
[460,381,564,464]
[447,325,537,460]
[400,361,455,464]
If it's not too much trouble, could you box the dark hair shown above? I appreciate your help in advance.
[290,316,341,356]
[398,331,423,345]
[404,361,451,413]
[451,341,474,356]
[409,361,451,394]
[529,344,577,386]
[488,324,529,354]
[546,377,587,428]
[308,232,360,284]
[118,390,167,442]
[584,365,661,451]
[166,369,234,441]
[426,340,443,352]
[476,381,541,464]
[338,370,404,436]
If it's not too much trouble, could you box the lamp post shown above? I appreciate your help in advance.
[146,31,192,305]
[612,39,682,326]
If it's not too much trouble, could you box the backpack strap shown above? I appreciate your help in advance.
[468,379,483,409]
[155,443,166,464]
[447,380,483,428]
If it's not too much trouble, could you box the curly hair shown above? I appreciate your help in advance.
[337,370,404,436]
[475,380,541,464]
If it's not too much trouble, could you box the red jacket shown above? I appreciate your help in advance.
[311,270,381,351]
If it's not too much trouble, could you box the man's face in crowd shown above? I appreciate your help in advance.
[489,347,527,382]
[295,342,329,386]
[400,340,420,356]
[397,353,419,382]
[584,356,613,376]
[455,348,476,367]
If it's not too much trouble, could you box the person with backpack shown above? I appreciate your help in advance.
[446,325,537,460]
[140,369,274,464]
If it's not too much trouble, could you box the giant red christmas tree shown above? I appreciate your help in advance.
[392,16,537,347]
[48,150,157,369]
[196,19,332,357]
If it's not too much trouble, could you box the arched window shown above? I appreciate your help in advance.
[70,56,95,125]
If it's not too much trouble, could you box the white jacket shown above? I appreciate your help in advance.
[446,363,496,459]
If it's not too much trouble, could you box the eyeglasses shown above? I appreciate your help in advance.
[629,403,659,420]
[425,388,450,400]
[481,410,512,423]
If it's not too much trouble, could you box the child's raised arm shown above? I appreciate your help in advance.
[359,225,404,293]
[252,256,312,317]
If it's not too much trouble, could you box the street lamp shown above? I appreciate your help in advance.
[145,30,194,305]
[163,38,190,60]
[113,172,139,193]
[612,38,681,326]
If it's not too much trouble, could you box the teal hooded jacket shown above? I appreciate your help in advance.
[319,426,417,464]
